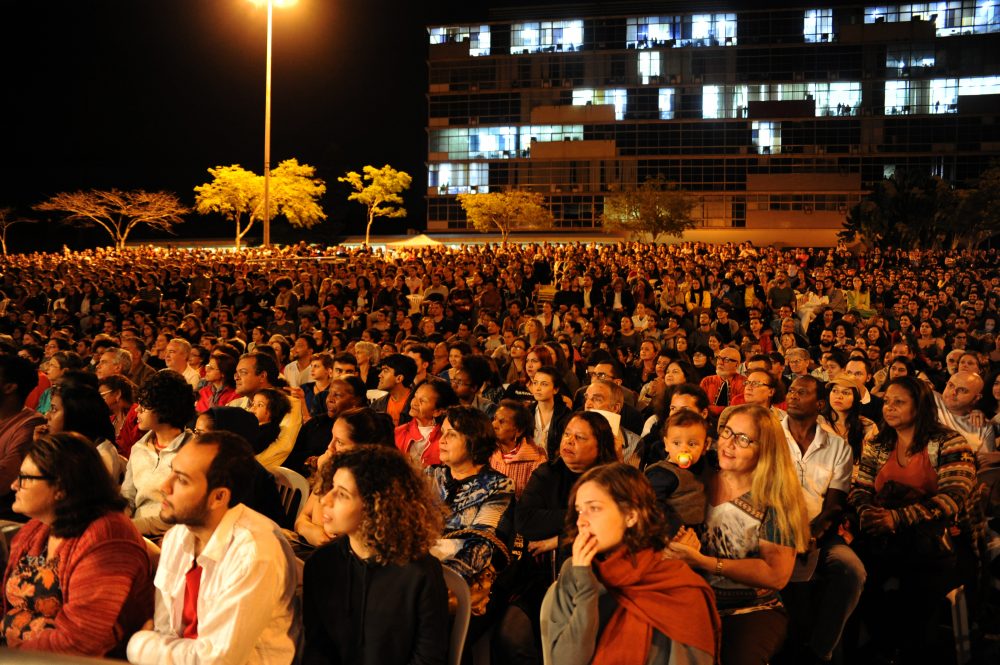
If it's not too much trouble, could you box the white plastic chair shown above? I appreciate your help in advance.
[271,466,310,522]
[947,585,971,665]
[442,566,471,665]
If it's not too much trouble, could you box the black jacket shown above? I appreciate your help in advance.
[303,538,449,665]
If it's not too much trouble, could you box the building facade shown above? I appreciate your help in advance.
[426,1,1000,233]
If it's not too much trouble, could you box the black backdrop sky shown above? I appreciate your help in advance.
[0,0,509,250]
[0,0,821,250]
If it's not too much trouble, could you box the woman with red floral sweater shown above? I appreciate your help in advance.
[2,433,153,656]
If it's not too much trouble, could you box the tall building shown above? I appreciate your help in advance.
[426,1,1000,234]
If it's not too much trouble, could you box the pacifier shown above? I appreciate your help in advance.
[675,453,692,469]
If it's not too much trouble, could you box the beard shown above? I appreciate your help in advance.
[161,492,212,527]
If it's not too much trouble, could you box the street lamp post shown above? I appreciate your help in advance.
[254,0,296,246]
[263,0,273,247]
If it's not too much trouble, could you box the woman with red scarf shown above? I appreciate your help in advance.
[541,463,720,665]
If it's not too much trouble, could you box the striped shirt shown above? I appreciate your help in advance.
[489,440,547,498]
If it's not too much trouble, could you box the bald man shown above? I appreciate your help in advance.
[935,371,995,462]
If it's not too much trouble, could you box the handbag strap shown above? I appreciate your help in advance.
[445,528,511,567]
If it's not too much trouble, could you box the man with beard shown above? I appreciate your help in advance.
[126,431,300,665]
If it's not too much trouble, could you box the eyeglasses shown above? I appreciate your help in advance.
[745,380,772,389]
[718,426,756,448]
[715,357,739,365]
[16,473,53,485]
[587,371,613,381]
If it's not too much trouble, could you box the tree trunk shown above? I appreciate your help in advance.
[365,210,375,247]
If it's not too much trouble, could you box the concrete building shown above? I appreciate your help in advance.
[426,1,1000,234]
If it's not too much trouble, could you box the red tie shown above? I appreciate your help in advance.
[181,558,202,639]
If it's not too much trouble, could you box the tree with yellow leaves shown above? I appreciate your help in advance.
[456,190,554,245]
[35,189,189,250]
[194,159,326,249]
[339,164,412,246]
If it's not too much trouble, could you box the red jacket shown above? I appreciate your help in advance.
[196,384,239,413]
[2,512,153,657]
[116,403,143,458]
[394,419,443,468]
[700,374,748,418]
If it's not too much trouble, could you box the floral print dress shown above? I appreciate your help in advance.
[2,548,62,646]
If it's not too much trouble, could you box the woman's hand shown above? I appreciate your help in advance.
[664,539,709,571]
[33,423,49,441]
[527,536,558,556]
[672,526,701,551]
[572,530,599,567]
[859,507,897,536]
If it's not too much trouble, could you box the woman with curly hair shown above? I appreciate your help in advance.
[303,445,448,665]
[120,370,196,538]
[541,463,720,665]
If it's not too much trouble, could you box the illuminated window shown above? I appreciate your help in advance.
[681,13,737,46]
[512,20,583,53]
[518,125,585,154]
[886,46,935,74]
[804,9,835,42]
[738,82,861,116]
[627,13,736,48]
[638,51,661,84]
[626,16,680,47]
[703,85,749,118]
[572,89,627,119]
[864,2,1000,37]
[659,88,676,119]
[469,127,519,159]
[429,129,470,160]
[429,163,489,195]
[752,122,781,154]
[428,25,491,56]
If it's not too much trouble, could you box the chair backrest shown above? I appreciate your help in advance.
[442,566,470,665]
[271,466,311,522]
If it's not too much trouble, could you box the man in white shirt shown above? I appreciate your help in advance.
[283,335,314,389]
[780,375,864,664]
[165,338,202,389]
[127,431,300,665]
[935,370,995,463]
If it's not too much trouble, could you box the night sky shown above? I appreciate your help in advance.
[0,0,809,250]
[0,0,504,249]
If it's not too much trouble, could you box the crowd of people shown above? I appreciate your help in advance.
[0,239,998,665]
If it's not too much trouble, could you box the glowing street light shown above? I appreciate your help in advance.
[250,0,298,246]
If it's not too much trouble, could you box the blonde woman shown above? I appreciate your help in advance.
[352,340,381,390]
[666,404,809,665]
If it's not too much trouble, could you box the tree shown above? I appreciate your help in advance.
[839,170,957,249]
[35,189,189,250]
[339,164,412,246]
[952,165,1000,249]
[0,208,36,256]
[456,190,554,244]
[600,176,697,241]
[194,159,327,249]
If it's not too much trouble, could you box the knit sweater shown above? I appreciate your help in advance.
[2,512,153,657]
[849,429,976,529]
